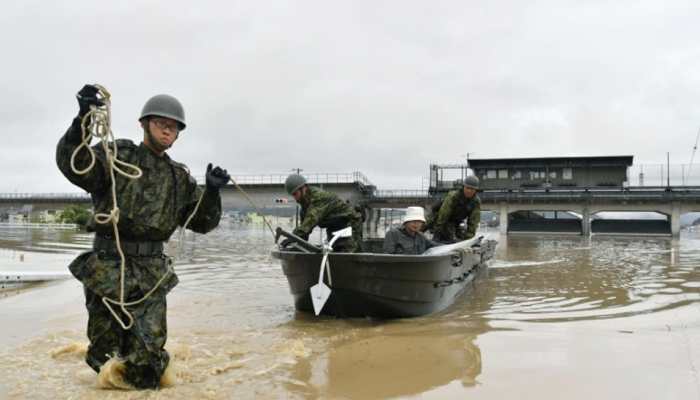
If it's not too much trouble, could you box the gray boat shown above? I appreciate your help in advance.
[272,228,497,318]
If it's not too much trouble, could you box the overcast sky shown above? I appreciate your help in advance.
[3,1,700,192]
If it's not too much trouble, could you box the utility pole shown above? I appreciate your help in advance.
[465,152,475,176]
[667,152,670,188]
[291,168,303,227]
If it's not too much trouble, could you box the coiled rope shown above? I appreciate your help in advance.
[70,85,203,330]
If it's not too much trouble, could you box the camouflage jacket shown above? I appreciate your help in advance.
[429,190,481,240]
[56,117,221,241]
[382,227,437,255]
[56,117,221,296]
[295,187,361,238]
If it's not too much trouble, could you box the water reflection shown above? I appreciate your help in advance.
[2,226,700,399]
[479,234,700,323]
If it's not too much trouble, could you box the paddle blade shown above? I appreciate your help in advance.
[310,282,331,316]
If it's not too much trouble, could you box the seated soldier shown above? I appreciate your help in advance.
[383,206,438,254]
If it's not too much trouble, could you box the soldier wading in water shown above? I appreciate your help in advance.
[56,84,230,389]
[282,174,363,252]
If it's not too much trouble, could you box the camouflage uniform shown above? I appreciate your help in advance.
[382,227,437,254]
[426,189,481,243]
[56,117,221,389]
[294,187,363,252]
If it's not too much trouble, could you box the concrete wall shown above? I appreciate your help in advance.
[220,182,367,212]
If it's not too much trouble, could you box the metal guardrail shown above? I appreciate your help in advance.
[478,186,700,202]
[373,190,430,198]
[194,171,375,187]
[0,222,79,230]
[0,193,90,200]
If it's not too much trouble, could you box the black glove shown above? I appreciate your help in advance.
[280,238,293,248]
[205,163,230,191]
[76,84,104,117]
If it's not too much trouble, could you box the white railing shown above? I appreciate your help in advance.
[194,171,374,187]
[0,193,90,200]
[629,164,700,186]
[373,190,430,198]
[0,222,79,230]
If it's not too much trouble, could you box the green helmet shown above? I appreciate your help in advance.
[285,174,307,195]
[463,175,480,190]
[139,94,186,130]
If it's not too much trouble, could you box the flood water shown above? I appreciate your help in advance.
[2,223,700,399]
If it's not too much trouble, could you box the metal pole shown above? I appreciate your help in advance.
[667,153,670,187]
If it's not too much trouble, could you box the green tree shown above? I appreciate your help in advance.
[59,204,92,228]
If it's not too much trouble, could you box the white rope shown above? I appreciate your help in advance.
[228,178,276,240]
[69,85,202,330]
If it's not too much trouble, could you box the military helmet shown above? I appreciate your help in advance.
[139,94,186,130]
[463,175,480,190]
[285,174,307,195]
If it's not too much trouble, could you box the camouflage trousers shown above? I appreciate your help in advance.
[325,220,363,252]
[432,225,472,244]
[83,286,170,389]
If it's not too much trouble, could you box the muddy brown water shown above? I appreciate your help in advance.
[1,223,700,399]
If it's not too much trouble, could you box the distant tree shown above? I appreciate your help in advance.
[58,205,92,228]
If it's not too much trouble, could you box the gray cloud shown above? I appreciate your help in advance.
[2,1,700,192]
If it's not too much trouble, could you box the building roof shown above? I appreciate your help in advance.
[467,155,634,168]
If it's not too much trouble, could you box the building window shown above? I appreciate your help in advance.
[549,171,557,179]
[487,170,497,179]
[512,171,522,179]
[498,169,508,179]
[563,168,573,180]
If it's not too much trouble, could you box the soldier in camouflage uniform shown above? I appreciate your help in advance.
[56,84,230,389]
[425,176,481,243]
[283,174,363,252]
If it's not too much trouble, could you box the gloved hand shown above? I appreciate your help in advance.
[280,238,293,248]
[76,84,104,117]
[205,163,230,191]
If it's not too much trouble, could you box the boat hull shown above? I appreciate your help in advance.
[272,239,496,318]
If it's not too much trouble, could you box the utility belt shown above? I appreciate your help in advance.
[93,235,164,257]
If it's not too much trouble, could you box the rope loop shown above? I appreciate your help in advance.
[67,84,185,331]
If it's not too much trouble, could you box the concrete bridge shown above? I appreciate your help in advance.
[365,186,700,236]
[4,175,700,237]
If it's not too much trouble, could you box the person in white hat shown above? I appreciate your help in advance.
[383,206,439,254]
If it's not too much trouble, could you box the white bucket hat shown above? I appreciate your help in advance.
[403,206,426,224]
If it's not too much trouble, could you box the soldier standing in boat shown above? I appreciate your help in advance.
[56,84,230,389]
[425,176,481,243]
[283,173,363,252]
[383,206,438,254]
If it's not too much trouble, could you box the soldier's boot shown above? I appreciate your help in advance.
[160,363,177,388]
[97,357,133,390]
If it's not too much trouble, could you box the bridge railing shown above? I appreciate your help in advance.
[630,164,700,186]
[372,190,430,198]
[194,172,375,187]
[0,193,90,200]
